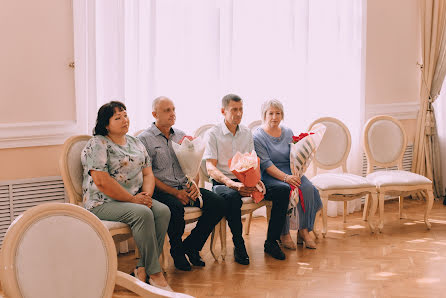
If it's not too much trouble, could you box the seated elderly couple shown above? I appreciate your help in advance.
[80,94,322,291]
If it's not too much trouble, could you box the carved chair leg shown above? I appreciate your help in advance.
[220,218,227,260]
[210,222,220,261]
[244,212,253,235]
[362,194,370,221]
[378,192,385,233]
[322,196,328,237]
[161,237,169,271]
[367,192,378,233]
[425,189,434,230]
[343,201,347,223]
[312,209,322,239]
[399,196,407,219]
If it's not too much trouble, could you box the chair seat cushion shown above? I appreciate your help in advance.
[311,173,375,190]
[366,170,431,187]
[185,207,201,213]
[101,220,129,230]
[241,197,255,204]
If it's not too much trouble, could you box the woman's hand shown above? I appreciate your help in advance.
[133,192,152,208]
[285,175,301,188]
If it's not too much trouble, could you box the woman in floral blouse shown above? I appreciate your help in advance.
[81,101,171,290]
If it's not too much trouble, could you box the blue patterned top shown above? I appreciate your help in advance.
[81,135,151,210]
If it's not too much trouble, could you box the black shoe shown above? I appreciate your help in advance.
[173,254,192,271]
[185,248,205,267]
[234,243,250,265]
[264,240,286,260]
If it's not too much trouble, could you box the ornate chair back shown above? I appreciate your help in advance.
[308,117,351,174]
[363,115,407,173]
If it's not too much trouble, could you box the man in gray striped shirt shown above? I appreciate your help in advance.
[138,96,225,272]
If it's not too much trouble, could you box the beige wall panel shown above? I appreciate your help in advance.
[0,146,62,181]
[365,0,420,105]
[0,0,75,123]
[400,119,417,144]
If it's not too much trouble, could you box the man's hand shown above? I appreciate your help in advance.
[175,189,190,205]
[228,181,257,197]
[186,183,200,201]
[133,192,152,208]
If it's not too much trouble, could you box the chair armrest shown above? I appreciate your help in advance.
[115,271,194,298]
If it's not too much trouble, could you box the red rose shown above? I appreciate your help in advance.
[292,132,315,144]
[179,135,194,144]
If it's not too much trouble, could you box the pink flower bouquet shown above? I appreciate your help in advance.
[228,151,266,203]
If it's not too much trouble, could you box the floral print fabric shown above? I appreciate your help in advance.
[81,135,151,210]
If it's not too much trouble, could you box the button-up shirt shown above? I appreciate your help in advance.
[138,123,188,189]
[203,120,254,179]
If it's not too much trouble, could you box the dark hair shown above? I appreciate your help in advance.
[222,94,242,109]
[93,101,127,136]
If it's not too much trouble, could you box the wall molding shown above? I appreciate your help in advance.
[0,120,85,149]
[0,1,90,150]
[366,102,420,120]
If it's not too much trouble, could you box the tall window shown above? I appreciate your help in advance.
[75,0,365,174]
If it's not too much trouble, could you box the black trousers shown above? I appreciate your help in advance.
[153,188,225,257]
[213,179,289,243]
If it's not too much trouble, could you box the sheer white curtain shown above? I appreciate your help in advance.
[75,0,365,216]
[229,0,364,216]
[434,92,446,200]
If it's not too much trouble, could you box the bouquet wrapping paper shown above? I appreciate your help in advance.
[172,136,205,207]
[289,123,326,211]
[228,151,266,203]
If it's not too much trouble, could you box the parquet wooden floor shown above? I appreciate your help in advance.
[115,199,446,298]
[1,199,445,297]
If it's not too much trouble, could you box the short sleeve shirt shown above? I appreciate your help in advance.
[203,121,254,179]
[137,123,188,189]
[81,135,151,210]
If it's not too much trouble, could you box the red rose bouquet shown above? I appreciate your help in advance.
[288,124,326,211]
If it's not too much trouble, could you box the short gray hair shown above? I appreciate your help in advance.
[152,96,170,112]
[261,99,284,122]
[222,94,242,109]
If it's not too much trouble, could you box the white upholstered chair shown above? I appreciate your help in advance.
[195,123,272,260]
[0,203,192,298]
[247,120,262,131]
[308,117,378,236]
[362,115,434,232]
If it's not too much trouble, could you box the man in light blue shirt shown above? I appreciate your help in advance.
[204,94,288,264]
[203,95,254,265]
